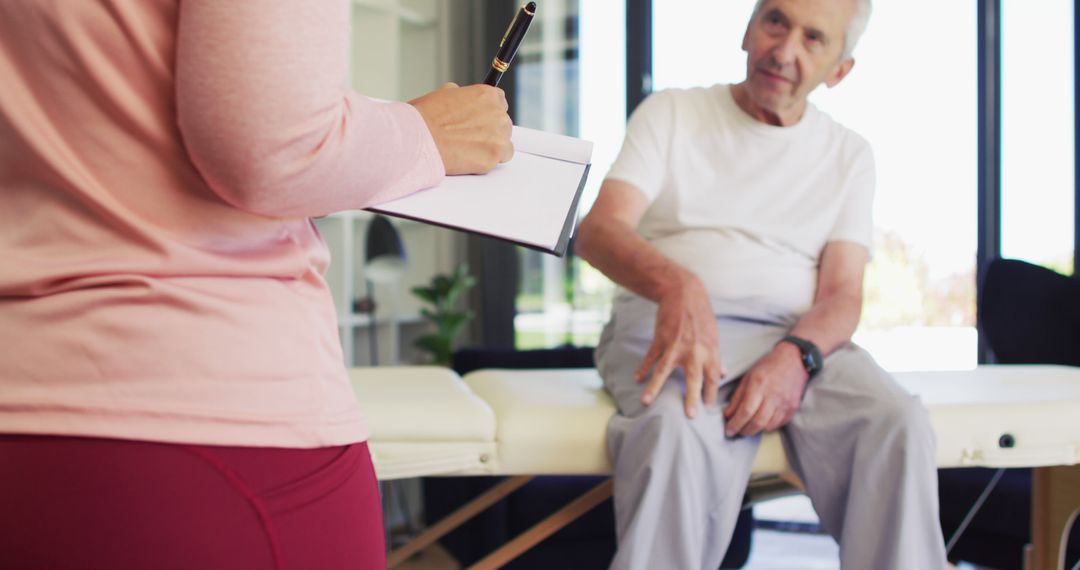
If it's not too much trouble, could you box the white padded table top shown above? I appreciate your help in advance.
[462,369,617,475]
[896,366,1080,468]
[350,367,496,480]
[463,368,789,475]
[353,364,1080,480]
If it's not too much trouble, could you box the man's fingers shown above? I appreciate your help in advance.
[739,401,775,437]
[763,407,788,433]
[707,350,728,381]
[683,365,703,418]
[634,342,663,383]
[724,382,744,419]
[701,374,720,410]
[701,363,722,409]
[704,358,729,408]
[440,82,459,89]
[725,385,762,437]
[641,353,677,406]
[778,403,800,431]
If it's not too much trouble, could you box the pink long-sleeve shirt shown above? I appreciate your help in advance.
[0,1,444,447]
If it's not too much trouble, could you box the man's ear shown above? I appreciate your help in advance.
[825,57,855,88]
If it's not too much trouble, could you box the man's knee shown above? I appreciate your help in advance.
[869,394,936,454]
[615,396,727,466]
[825,347,935,441]
[633,398,699,448]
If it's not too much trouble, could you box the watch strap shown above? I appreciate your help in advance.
[779,335,823,378]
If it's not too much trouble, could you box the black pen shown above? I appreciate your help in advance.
[483,2,536,87]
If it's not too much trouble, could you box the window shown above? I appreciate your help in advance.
[1000,0,1075,275]
[513,0,626,348]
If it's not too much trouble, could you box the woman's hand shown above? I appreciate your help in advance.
[409,83,514,175]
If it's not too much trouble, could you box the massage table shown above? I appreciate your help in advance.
[351,365,1080,569]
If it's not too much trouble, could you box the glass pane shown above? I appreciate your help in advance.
[652,0,755,90]
[569,0,626,347]
[1001,0,1075,275]
[512,0,576,349]
[652,0,979,371]
[512,0,625,349]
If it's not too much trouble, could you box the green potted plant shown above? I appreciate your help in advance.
[411,263,476,366]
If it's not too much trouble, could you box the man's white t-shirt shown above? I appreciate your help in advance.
[605,84,875,316]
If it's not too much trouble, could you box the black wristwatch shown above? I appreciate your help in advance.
[778,335,824,379]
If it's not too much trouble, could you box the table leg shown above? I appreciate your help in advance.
[1030,465,1080,570]
[387,476,534,568]
[467,479,614,570]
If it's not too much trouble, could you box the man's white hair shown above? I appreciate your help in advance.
[750,0,872,59]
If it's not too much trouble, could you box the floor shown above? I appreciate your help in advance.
[395,495,994,570]
[744,496,838,569]
[395,496,843,570]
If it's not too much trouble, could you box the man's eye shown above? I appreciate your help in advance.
[764,11,784,27]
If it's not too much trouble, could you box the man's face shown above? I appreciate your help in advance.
[741,0,856,115]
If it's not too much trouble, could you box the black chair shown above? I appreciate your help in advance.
[423,345,754,569]
[979,258,1080,367]
[939,258,1080,569]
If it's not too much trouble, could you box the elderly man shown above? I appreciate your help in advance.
[576,0,947,568]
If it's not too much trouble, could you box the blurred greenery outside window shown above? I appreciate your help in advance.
[513,0,623,350]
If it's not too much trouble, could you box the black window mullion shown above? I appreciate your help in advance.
[626,0,651,116]
[977,0,1003,362]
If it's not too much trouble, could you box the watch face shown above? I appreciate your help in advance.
[805,347,822,376]
[782,336,822,377]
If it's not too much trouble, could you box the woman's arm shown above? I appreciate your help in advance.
[175,1,457,218]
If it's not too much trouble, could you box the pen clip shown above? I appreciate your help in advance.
[500,11,522,48]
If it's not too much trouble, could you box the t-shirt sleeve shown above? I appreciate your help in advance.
[174,0,444,219]
[604,90,674,203]
[827,141,876,253]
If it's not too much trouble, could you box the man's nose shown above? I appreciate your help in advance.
[771,31,800,66]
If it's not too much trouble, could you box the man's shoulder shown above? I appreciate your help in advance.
[806,104,873,158]
[642,85,726,111]
[635,85,731,132]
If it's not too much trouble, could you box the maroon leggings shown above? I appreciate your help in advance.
[0,435,386,569]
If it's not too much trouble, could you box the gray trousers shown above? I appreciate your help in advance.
[597,296,947,570]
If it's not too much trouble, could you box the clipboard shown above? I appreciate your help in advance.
[368,126,593,257]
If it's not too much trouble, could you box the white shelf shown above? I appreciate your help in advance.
[324,210,423,227]
[323,210,372,222]
[337,312,423,328]
[351,0,437,27]
[398,9,437,28]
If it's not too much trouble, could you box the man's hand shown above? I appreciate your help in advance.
[636,275,727,418]
[409,83,514,175]
[575,181,729,419]
[723,342,808,437]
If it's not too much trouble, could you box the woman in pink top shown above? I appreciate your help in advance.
[0,1,511,568]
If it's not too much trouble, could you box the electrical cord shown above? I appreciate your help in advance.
[945,468,1006,555]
